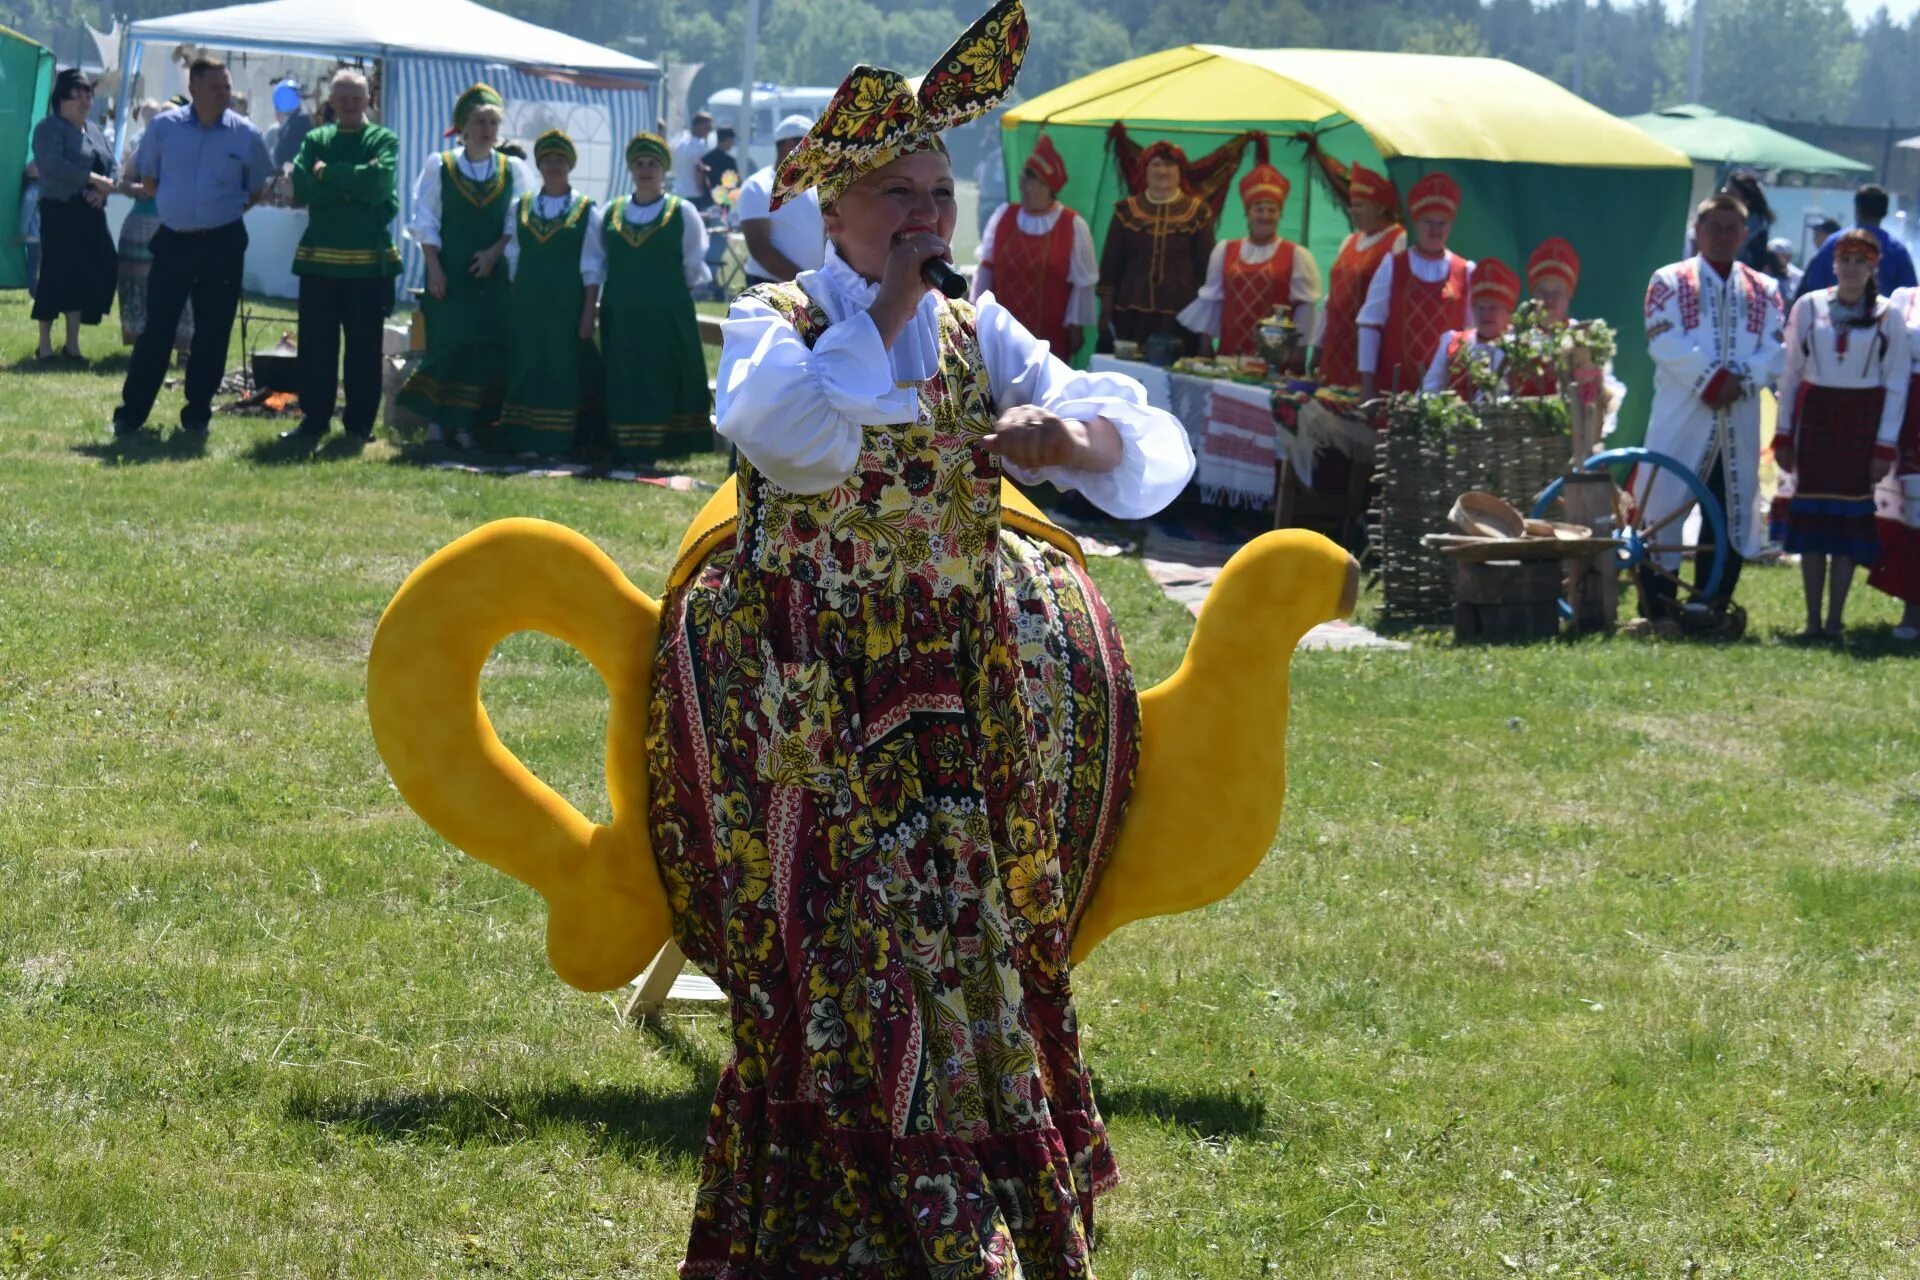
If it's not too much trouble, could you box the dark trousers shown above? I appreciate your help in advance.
[116,220,246,431]
[1638,451,1746,614]
[297,275,392,433]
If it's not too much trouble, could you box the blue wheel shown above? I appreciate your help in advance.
[1531,447,1730,603]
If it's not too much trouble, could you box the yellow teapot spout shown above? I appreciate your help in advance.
[1071,530,1359,963]
[366,519,669,992]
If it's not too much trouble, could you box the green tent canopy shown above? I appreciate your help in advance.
[1002,46,1695,445]
[1,24,53,289]
[1622,104,1871,182]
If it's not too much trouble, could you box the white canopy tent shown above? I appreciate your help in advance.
[116,0,660,295]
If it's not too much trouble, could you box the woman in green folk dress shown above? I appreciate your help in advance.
[598,131,712,462]
[398,83,530,449]
[501,129,604,456]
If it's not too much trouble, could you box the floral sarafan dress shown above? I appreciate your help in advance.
[647,263,1192,1278]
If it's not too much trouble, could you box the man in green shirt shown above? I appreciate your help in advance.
[284,68,401,441]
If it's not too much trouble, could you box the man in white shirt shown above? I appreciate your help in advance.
[672,111,713,207]
[1640,193,1786,618]
[735,114,826,287]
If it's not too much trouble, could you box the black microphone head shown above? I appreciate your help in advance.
[923,258,969,299]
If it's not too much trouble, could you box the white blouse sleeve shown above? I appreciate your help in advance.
[972,204,1005,302]
[505,157,536,233]
[978,296,1195,519]
[580,204,607,287]
[1066,212,1099,325]
[1878,309,1911,448]
[714,295,919,494]
[1291,246,1322,335]
[406,154,443,248]
[1357,252,1395,373]
[1176,241,1230,338]
[1775,294,1810,440]
[1422,335,1452,394]
[682,206,712,289]
[502,197,522,281]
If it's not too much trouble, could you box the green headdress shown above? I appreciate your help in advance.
[452,83,503,131]
[533,129,576,167]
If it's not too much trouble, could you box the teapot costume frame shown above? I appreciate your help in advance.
[366,4,1358,1274]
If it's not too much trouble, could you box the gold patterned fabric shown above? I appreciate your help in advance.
[771,0,1028,210]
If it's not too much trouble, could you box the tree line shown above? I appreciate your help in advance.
[8,0,1917,129]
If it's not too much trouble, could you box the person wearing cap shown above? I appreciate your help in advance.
[597,131,710,460]
[29,68,117,364]
[269,79,312,172]
[733,113,825,286]
[1811,217,1842,252]
[281,69,399,443]
[1639,193,1786,621]
[1773,228,1909,639]
[972,134,1096,360]
[1767,235,1803,295]
[671,110,714,209]
[399,83,534,449]
[1313,161,1405,389]
[1422,258,1518,399]
[495,129,606,456]
[1504,237,1582,397]
[652,1,1192,1270]
[1795,184,1919,302]
[1098,140,1216,357]
[1871,282,1920,640]
[1357,171,1473,399]
[110,56,274,440]
[1178,160,1321,364]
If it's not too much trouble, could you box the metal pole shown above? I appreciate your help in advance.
[1686,0,1708,103]
[737,0,761,163]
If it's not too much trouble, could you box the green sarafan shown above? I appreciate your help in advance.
[1,287,1917,1277]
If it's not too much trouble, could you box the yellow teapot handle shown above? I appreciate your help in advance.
[366,518,668,992]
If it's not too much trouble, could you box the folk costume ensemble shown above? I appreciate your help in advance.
[1773,286,1909,564]
[972,136,1097,361]
[289,116,401,435]
[1098,141,1215,357]
[1357,173,1474,393]
[1508,239,1581,398]
[1313,163,1404,388]
[644,4,1195,1273]
[601,132,713,459]
[1422,259,1520,401]
[1642,253,1786,592]
[1870,287,1920,606]
[1177,163,1322,357]
[399,85,533,440]
[501,131,606,455]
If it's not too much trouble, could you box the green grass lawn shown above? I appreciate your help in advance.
[2,288,1918,1277]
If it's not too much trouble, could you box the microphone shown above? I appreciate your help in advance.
[921,257,969,299]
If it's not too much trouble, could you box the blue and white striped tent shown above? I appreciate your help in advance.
[121,0,658,291]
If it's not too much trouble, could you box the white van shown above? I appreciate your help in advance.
[704,84,835,174]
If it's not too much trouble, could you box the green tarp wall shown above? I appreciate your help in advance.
[1,26,54,289]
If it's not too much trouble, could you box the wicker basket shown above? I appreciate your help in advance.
[1371,395,1573,627]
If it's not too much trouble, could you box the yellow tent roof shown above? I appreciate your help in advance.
[1004,46,1689,170]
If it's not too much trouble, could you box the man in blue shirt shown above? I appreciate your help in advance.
[111,55,273,440]
[1795,184,1919,301]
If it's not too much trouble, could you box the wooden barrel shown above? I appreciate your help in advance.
[1453,559,1564,642]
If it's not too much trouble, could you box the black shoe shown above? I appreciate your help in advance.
[177,419,210,438]
[109,417,141,440]
[342,425,374,441]
[280,421,329,442]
